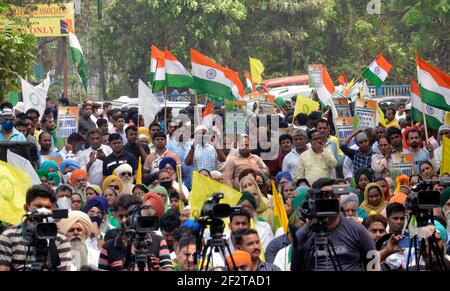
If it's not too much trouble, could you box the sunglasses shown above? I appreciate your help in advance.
[121,172,132,177]
[109,185,120,190]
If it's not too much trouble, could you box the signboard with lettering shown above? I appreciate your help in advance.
[0,2,75,37]
[392,153,414,177]
[57,106,79,138]
[334,97,352,118]
[336,118,355,146]
[308,64,323,88]
[354,98,377,130]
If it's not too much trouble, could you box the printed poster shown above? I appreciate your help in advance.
[392,153,414,177]
[354,98,377,130]
[57,106,79,138]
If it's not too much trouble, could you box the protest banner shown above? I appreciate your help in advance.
[354,98,377,130]
[334,97,352,118]
[257,95,274,114]
[336,118,355,146]
[392,153,414,176]
[308,64,323,88]
[0,2,75,37]
[293,95,320,118]
[225,101,247,139]
[57,106,79,138]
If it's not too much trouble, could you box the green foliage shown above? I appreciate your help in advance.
[0,1,37,101]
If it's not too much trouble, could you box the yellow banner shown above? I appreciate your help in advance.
[0,2,75,37]
[293,95,320,118]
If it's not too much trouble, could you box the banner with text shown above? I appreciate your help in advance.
[392,153,414,177]
[334,97,352,118]
[336,118,355,146]
[57,106,79,138]
[354,98,377,130]
[0,2,75,37]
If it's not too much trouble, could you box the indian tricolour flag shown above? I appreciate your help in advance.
[362,54,392,86]
[416,53,450,111]
[68,31,87,91]
[317,67,338,115]
[244,71,256,96]
[411,79,444,130]
[201,100,213,129]
[165,48,193,89]
[191,49,240,101]
[150,45,166,92]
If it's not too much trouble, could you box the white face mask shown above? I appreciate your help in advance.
[56,197,71,210]
[63,172,72,183]
[97,108,104,115]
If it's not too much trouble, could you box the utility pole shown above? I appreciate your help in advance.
[98,0,107,100]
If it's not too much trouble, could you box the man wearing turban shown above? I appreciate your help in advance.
[115,163,134,195]
[58,211,99,270]
[70,169,88,195]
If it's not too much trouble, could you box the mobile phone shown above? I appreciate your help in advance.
[398,236,411,249]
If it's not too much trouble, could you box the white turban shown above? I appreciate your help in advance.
[115,163,133,176]
[339,193,360,208]
[57,211,97,238]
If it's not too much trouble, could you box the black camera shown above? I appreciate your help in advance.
[406,180,442,227]
[24,209,68,241]
[299,185,349,219]
[125,205,159,234]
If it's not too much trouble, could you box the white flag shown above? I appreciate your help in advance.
[7,150,41,185]
[21,78,46,118]
[138,79,162,128]
[34,71,51,98]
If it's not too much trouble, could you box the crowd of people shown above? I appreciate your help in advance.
[0,96,449,271]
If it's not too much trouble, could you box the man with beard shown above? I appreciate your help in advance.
[340,129,374,176]
[403,128,437,174]
[58,211,99,270]
[115,163,135,195]
[38,132,63,165]
[294,130,337,186]
[234,229,280,271]
[40,114,57,149]
[78,103,97,136]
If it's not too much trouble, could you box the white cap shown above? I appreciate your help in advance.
[13,102,25,114]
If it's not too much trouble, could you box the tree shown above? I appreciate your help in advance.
[0,1,37,101]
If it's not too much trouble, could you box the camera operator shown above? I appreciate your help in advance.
[291,178,376,271]
[98,195,172,271]
[0,185,72,271]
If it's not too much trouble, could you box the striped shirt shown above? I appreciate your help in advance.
[0,224,72,271]
[98,231,173,271]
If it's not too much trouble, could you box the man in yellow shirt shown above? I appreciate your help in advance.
[385,107,400,129]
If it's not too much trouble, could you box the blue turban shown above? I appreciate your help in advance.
[60,159,81,172]
[40,160,59,172]
[82,196,109,214]
[159,157,177,170]
[275,171,292,186]
[434,220,448,243]
[181,219,200,233]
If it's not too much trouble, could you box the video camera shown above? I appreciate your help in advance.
[299,185,349,220]
[124,205,160,235]
[406,179,448,227]
[24,209,68,241]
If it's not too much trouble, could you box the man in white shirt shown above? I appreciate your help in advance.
[79,128,112,186]
[282,128,308,177]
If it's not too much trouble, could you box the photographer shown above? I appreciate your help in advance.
[291,178,376,271]
[98,195,172,271]
[0,185,72,271]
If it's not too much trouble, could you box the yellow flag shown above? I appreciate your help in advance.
[445,112,450,126]
[293,95,320,118]
[272,181,289,234]
[376,106,387,127]
[249,57,265,84]
[189,171,242,219]
[0,161,32,225]
[440,136,450,176]
[136,157,142,184]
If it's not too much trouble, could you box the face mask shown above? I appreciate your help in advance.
[90,216,103,227]
[56,197,71,210]
[160,181,173,190]
[2,119,14,131]
[63,172,72,183]
[97,109,104,115]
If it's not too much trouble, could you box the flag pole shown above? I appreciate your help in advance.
[421,102,429,141]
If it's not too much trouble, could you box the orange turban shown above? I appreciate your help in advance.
[142,192,164,217]
[102,175,123,193]
[70,169,88,185]
[226,250,251,269]
[389,192,407,205]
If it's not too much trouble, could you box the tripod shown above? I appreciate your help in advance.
[29,238,61,271]
[404,215,448,271]
[124,231,151,271]
[199,233,237,271]
[301,219,343,271]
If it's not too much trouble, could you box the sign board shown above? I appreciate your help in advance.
[354,98,377,130]
[0,2,75,37]
[336,118,355,146]
[57,106,79,138]
[334,97,352,118]
[392,153,414,177]
[308,64,323,88]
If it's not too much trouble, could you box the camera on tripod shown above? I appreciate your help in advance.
[406,180,443,227]
[24,208,68,241]
[299,185,349,220]
[124,205,160,234]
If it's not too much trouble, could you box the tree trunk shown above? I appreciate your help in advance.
[54,38,65,82]
[285,45,293,76]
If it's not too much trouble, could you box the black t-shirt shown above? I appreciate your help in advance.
[102,151,138,176]
[123,142,150,164]
[292,216,376,271]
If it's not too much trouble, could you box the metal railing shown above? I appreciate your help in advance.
[368,85,410,97]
